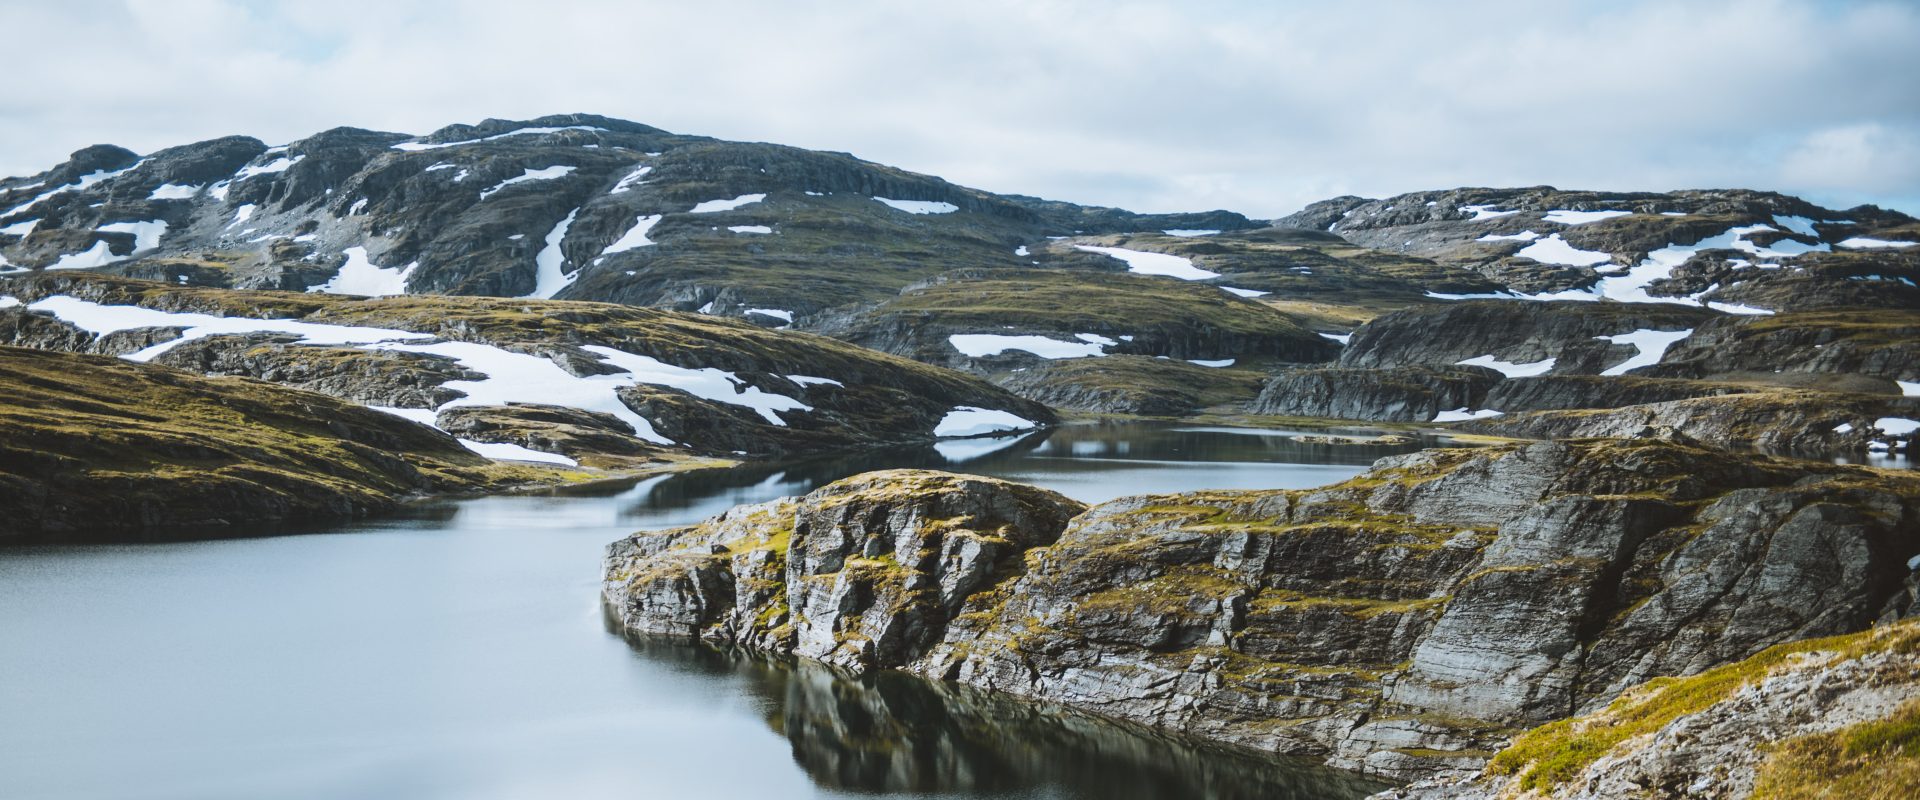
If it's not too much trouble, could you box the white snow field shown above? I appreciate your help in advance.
[1073,245,1221,280]
[527,209,581,300]
[874,197,959,214]
[601,214,663,256]
[1456,354,1556,377]
[610,165,652,193]
[1595,328,1694,376]
[1433,408,1504,422]
[1542,209,1631,225]
[478,165,576,200]
[934,406,1039,438]
[689,194,766,213]
[1516,234,1613,267]
[1222,287,1270,298]
[313,246,417,296]
[234,155,304,181]
[147,183,201,200]
[1460,205,1519,221]
[1838,237,1917,249]
[949,333,1113,359]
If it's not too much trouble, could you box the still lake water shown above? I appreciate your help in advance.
[0,423,1437,800]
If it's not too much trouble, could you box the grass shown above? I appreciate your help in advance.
[1751,699,1920,799]
[1486,620,1920,792]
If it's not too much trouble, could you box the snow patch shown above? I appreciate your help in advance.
[234,155,304,181]
[728,225,772,234]
[1594,328,1693,376]
[527,208,580,300]
[1,218,39,237]
[1543,209,1630,225]
[788,375,843,388]
[746,308,793,324]
[934,406,1039,438]
[1516,234,1613,267]
[393,125,608,151]
[610,165,652,193]
[690,194,765,213]
[312,246,416,296]
[1319,332,1353,345]
[1073,245,1220,281]
[1163,229,1220,237]
[1477,230,1542,242]
[949,333,1109,359]
[1460,205,1519,221]
[147,183,201,200]
[458,439,578,466]
[1456,354,1556,377]
[478,165,576,201]
[1838,237,1917,250]
[874,197,958,215]
[46,241,124,270]
[1898,381,1920,397]
[97,220,168,252]
[1187,359,1235,368]
[1433,408,1505,423]
[1222,286,1269,298]
[601,214,662,255]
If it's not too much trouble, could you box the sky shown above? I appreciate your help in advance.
[3,0,1917,218]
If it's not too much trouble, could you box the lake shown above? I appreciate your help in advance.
[0,422,1437,800]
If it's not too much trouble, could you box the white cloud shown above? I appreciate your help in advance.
[2,0,1917,217]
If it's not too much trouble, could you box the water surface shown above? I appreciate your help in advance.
[0,422,1429,800]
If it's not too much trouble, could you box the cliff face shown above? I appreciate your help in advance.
[1377,620,1920,800]
[603,441,1920,781]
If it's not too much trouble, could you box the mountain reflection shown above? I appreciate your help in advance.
[613,623,1391,800]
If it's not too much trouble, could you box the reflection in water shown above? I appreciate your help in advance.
[616,626,1391,800]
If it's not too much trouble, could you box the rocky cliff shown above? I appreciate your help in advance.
[1376,619,1920,800]
[603,441,1920,781]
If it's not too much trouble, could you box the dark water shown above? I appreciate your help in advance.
[0,422,1432,800]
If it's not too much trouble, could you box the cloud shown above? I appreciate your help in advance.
[3,0,1917,217]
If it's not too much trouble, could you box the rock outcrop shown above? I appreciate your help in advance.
[1376,620,1920,800]
[1250,366,1502,421]
[604,442,1920,781]
[1338,301,1717,376]
[1460,391,1920,456]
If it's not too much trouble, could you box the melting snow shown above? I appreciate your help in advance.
[583,345,811,427]
[97,220,168,252]
[1478,230,1542,242]
[347,198,369,216]
[1898,381,1920,397]
[788,375,843,388]
[949,333,1109,359]
[1460,205,1519,221]
[1595,328,1693,376]
[690,194,766,213]
[0,296,19,308]
[1433,408,1504,422]
[746,308,793,324]
[46,241,124,270]
[601,214,662,255]
[148,183,201,200]
[457,439,578,466]
[1164,229,1220,237]
[234,155,304,181]
[1188,359,1235,368]
[392,125,608,151]
[1319,332,1353,345]
[874,197,958,214]
[1222,286,1269,298]
[528,208,580,300]
[1457,354,1556,377]
[1835,422,1856,434]
[1838,237,1918,250]
[729,225,772,234]
[610,165,653,193]
[1,218,38,237]
[1073,245,1220,280]
[479,166,576,200]
[1014,245,1030,257]
[934,406,1039,438]
[1543,210,1631,225]
[312,246,416,296]
[1516,234,1613,267]
[228,204,256,228]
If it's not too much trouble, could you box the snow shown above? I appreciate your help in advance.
[457,439,578,466]
[46,241,124,270]
[1319,332,1353,345]
[1,218,38,237]
[610,165,652,193]
[1456,354,1556,377]
[1222,286,1269,298]
[392,125,608,151]
[2,160,145,219]
[1477,230,1542,242]
[746,308,794,324]
[583,345,811,427]
[1460,205,1519,221]
[478,165,576,201]
[148,183,201,200]
[1876,418,1920,436]
[1661,211,1688,217]
[348,197,369,216]
[425,163,457,172]
[234,155,304,181]
[228,204,256,227]
[949,333,1109,359]
[690,194,766,213]
[1838,237,1918,250]
[25,296,428,361]
[1594,328,1693,376]
[1772,215,1819,236]
[208,182,231,201]
[1835,422,1856,434]
[934,406,1039,438]
[874,197,959,215]
[1187,359,1235,368]
[0,296,19,308]
[1516,234,1613,267]
[527,208,580,300]
[728,225,772,234]
[97,220,167,252]
[1433,408,1505,422]
[312,246,417,296]
[1543,209,1631,225]
[787,375,843,388]
[1898,381,1920,397]
[601,214,662,255]
[1163,229,1221,237]
[1073,245,1220,280]
[1014,245,1030,257]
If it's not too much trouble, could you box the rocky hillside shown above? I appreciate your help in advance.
[1377,619,1920,800]
[0,345,612,541]
[603,440,1920,781]
[0,272,1054,461]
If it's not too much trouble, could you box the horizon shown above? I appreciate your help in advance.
[4,0,1917,218]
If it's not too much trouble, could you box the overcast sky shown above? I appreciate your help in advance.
[4,0,1917,217]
